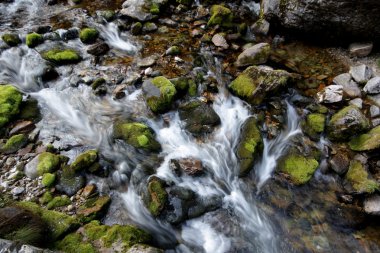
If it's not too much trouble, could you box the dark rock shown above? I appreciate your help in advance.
[9,121,35,135]
[87,42,109,56]
[349,42,373,57]
[329,151,350,175]
[169,158,204,176]
[56,167,85,196]
[41,65,59,82]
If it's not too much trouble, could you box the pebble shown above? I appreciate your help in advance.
[349,64,372,84]
[370,105,380,118]
[212,34,229,49]
[11,187,25,195]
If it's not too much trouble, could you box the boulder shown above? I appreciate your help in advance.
[278,154,319,185]
[142,76,177,113]
[0,85,22,128]
[41,49,81,65]
[349,125,380,151]
[349,42,373,57]
[236,118,263,176]
[178,100,221,136]
[262,0,380,43]
[344,160,379,194]
[363,76,380,94]
[327,105,370,141]
[145,177,167,216]
[229,66,291,105]
[316,85,343,103]
[207,5,233,27]
[236,43,271,67]
[0,134,28,154]
[113,121,161,151]
[349,64,372,84]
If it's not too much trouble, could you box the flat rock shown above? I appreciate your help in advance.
[317,85,343,103]
[236,42,270,67]
[137,56,156,67]
[349,64,372,84]
[363,76,380,94]
[364,195,380,215]
[349,42,373,57]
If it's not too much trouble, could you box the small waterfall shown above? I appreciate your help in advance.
[98,22,138,53]
[256,101,302,188]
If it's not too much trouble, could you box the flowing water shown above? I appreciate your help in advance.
[1,0,379,252]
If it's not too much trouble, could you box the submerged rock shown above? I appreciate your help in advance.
[113,121,161,151]
[142,76,177,113]
[235,43,271,67]
[327,105,370,141]
[0,85,22,128]
[349,125,380,151]
[344,160,379,194]
[178,100,220,136]
[229,66,291,105]
[236,118,263,176]
[41,49,81,65]
[279,154,319,185]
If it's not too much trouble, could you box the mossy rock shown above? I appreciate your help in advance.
[236,118,263,176]
[41,49,81,65]
[37,152,61,176]
[279,154,319,185]
[349,125,380,151]
[56,220,151,252]
[1,33,21,47]
[113,121,161,151]
[98,10,116,21]
[16,201,80,241]
[150,3,160,14]
[26,32,43,48]
[345,160,379,194]
[56,166,86,196]
[0,206,47,246]
[146,177,167,216]
[142,76,177,113]
[0,84,23,128]
[77,196,111,223]
[91,78,106,90]
[207,5,233,27]
[70,150,98,172]
[79,28,99,44]
[302,113,326,140]
[46,195,71,210]
[229,66,291,105]
[41,173,56,188]
[1,134,28,154]
[40,191,53,205]
[327,105,370,141]
[18,99,41,121]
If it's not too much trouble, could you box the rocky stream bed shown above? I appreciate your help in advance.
[1,0,380,252]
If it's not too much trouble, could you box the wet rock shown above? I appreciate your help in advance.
[127,244,163,253]
[56,167,85,196]
[87,42,109,56]
[317,85,343,103]
[349,42,373,57]
[26,33,43,48]
[1,33,21,47]
[236,118,263,176]
[344,160,379,194]
[187,195,222,219]
[0,85,22,128]
[229,66,291,105]
[178,100,221,136]
[212,34,228,49]
[97,10,116,22]
[327,105,370,141]
[278,154,319,185]
[349,64,372,84]
[1,134,28,154]
[70,150,98,172]
[79,28,99,44]
[329,151,350,175]
[113,121,161,151]
[77,196,111,222]
[142,22,157,33]
[60,28,80,41]
[113,85,126,99]
[235,43,270,67]
[349,125,380,151]
[41,49,81,65]
[120,0,154,21]
[43,32,60,41]
[165,46,181,56]
[146,177,168,216]
[137,56,157,67]
[302,113,326,140]
[207,5,233,27]
[142,76,176,113]
[363,76,380,94]
[364,195,380,215]
[169,158,204,176]
[251,19,270,35]
[41,65,59,82]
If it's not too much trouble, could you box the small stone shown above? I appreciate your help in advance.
[317,85,343,103]
[87,42,109,56]
[349,42,373,57]
[251,19,270,35]
[165,46,181,56]
[364,195,380,215]
[137,56,156,67]
[170,158,204,176]
[370,105,380,118]
[144,67,153,76]
[363,76,380,94]
[349,64,372,84]
[142,22,157,33]
[212,34,228,49]
[11,187,25,195]
[349,98,363,109]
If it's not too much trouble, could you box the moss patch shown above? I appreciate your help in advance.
[2,34,21,47]
[207,5,233,27]
[302,113,326,139]
[55,233,96,253]
[143,76,177,113]
[147,178,167,216]
[46,195,71,209]
[70,150,98,172]
[26,33,43,48]
[37,152,61,176]
[280,154,319,185]
[349,125,380,151]
[42,173,56,187]
[40,191,53,205]
[41,49,81,65]
[79,28,99,44]
[1,134,28,154]
[77,196,111,223]
[0,85,23,128]
[345,160,379,194]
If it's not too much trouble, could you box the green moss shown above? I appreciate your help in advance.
[2,33,21,47]
[0,84,22,127]
[55,233,96,253]
[150,3,160,14]
[26,33,43,48]
[77,196,111,223]
[280,154,319,185]
[91,78,106,90]
[229,74,255,98]
[236,118,263,175]
[41,173,56,187]
[41,49,81,65]
[99,10,115,21]
[40,191,53,204]
[79,28,99,44]
[207,5,233,27]
[147,178,167,216]
[17,201,79,241]
[145,76,177,113]
[37,152,61,176]
[4,225,44,245]
[70,150,98,172]
[188,80,197,96]
[303,113,326,139]
[46,195,71,209]
[346,160,379,193]
[349,125,380,151]
[1,134,27,154]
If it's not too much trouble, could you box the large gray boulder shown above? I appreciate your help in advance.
[262,0,380,42]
